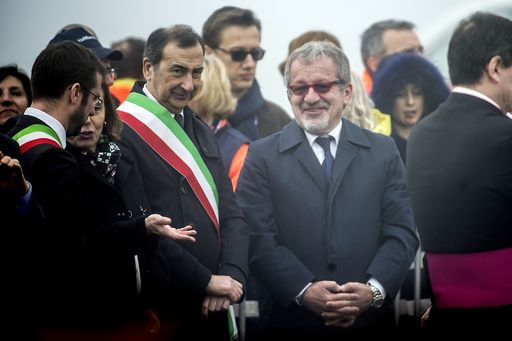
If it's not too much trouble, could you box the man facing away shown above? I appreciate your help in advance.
[117,24,248,339]
[237,41,418,339]
[407,12,512,333]
[202,6,290,141]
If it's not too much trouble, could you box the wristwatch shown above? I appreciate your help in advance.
[367,283,384,308]
[296,290,306,306]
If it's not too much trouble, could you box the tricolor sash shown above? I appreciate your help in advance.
[117,92,219,229]
[12,123,63,154]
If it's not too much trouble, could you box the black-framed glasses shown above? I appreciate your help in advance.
[288,80,344,96]
[215,47,266,62]
[81,85,103,112]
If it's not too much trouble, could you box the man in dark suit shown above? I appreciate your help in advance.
[117,24,248,339]
[236,41,418,338]
[7,41,104,334]
[407,12,512,333]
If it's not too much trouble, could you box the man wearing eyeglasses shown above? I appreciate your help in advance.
[202,6,290,141]
[7,41,105,335]
[237,41,418,338]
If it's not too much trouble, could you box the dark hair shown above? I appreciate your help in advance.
[371,53,450,119]
[31,41,104,100]
[448,12,512,86]
[202,6,261,48]
[360,19,416,70]
[144,25,204,67]
[111,37,146,79]
[100,82,123,140]
[0,64,32,105]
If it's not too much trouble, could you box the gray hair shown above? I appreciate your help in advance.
[360,19,415,69]
[284,41,351,86]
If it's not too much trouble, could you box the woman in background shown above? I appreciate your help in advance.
[0,65,32,133]
[371,53,451,163]
[189,54,248,190]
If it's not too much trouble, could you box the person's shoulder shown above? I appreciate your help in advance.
[261,100,290,120]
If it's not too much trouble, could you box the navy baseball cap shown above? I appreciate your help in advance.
[49,27,123,61]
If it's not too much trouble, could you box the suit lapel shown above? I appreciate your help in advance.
[279,121,328,194]
[329,119,371,199]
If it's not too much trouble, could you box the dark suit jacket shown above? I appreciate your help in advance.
[118,83,249,324]
[67,143,157,322]
[237,119,418,332]
[407,93,512,253]
[8,115,92,326]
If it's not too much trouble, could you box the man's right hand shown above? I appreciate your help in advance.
[302,280,358,321]
[206,275,243,303]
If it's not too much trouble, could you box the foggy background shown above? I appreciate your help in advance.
[1,0,511,114]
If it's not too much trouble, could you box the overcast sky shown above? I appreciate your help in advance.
[1,0,510,113]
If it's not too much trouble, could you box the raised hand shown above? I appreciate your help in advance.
[144,214,197,242]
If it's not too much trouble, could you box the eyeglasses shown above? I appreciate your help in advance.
[81,85,103,112]
[215,47,266,62]
[288,80,344,96]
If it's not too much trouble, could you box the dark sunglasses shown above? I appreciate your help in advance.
[215,47,266,62]
[288,80,344,96]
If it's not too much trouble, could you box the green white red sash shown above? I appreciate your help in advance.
[117,92,219,229]
[12,123,63,154]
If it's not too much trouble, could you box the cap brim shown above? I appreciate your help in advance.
[93,47,123,61]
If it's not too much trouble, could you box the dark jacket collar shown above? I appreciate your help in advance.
[278,118,371,153]
[229,79,265,127]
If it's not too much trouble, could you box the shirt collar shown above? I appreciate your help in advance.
[303,119,343,148]
[143,84,184,118]
[24,107,67,148]
[452,86,501,111]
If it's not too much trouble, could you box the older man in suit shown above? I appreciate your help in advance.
[237,41,418,338]
[407,12,512,333]
[117,24,248,339]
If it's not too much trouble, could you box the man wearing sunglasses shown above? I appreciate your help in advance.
[237,41,418,338]
[203,6,290,141]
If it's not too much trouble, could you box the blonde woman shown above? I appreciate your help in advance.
[189,54,248,190]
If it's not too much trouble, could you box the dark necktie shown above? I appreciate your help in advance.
[316,136,334,181]
[174,114,184,128]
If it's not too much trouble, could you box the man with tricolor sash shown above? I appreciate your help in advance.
[117,25,248,340]
[7,41,105,334]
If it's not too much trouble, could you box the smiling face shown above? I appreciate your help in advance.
[288,56,351,136]
[392,83,424,129]
[0,75,29,126]
[144,41,204,115]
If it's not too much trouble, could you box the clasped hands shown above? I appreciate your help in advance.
[302,280,373,328]
[202,275,243,318]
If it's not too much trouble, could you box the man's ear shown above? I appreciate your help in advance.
[68,83,82,105]
[343,83,353,105]
[367,55,380,74]
[486,55,502,84]
[143,58,153,81]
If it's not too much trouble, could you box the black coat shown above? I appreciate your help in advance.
[118,83,249,332]
[8,115,92,326]
[408,93,512,253]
